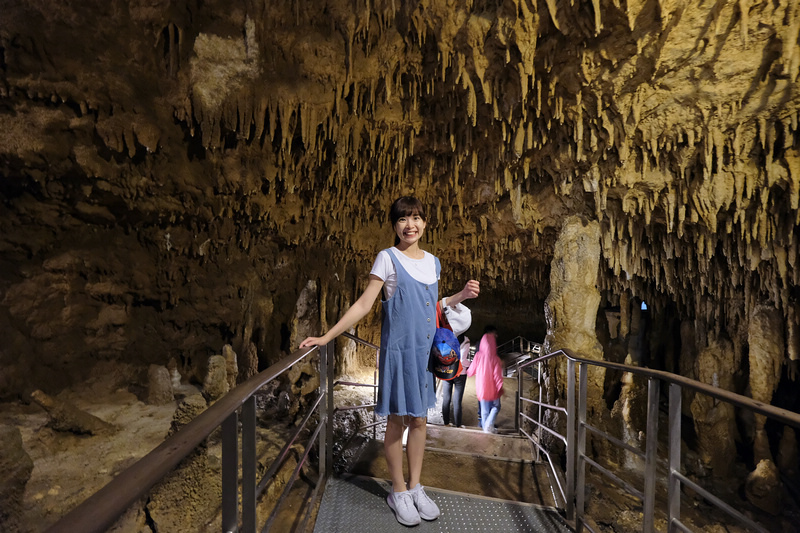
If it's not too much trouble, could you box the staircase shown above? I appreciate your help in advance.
[314,425,572,532]
[313,366,572,533]
[497,336,543,377]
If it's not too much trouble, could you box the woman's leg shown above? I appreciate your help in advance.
[405,415,440,520]
[406,416,427,489]
[384,414,408,491]
[452,375,466,427]
[441,379,453,425]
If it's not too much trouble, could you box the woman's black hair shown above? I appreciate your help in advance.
[389,196,427,245]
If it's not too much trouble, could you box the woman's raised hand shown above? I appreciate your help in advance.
[462,279,480,300]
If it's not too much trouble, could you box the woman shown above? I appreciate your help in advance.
[300,196,479,526]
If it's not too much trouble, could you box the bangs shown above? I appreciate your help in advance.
[389,196,427,224]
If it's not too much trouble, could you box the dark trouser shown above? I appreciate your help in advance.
[441,374,467,426]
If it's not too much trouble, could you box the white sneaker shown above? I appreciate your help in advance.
[408,483,440,520]
[387,489,421,526]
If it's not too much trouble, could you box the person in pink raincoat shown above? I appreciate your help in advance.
[466,325,504,433]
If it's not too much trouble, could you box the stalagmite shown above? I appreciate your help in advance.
[748,306,785,465]
[544,216,604,398]
[691,338,738,477]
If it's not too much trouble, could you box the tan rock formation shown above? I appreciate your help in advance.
[222,344,238,390]
[748,305,785,464]
[146,364,174,406]
[745,459,783,516]
[0,426,34,533]
[544,215,604,410]
[690,338,738,477]
[202,355,230,401]
[30,390,117,436]
[0,0,799,527]
[147,393,221,532]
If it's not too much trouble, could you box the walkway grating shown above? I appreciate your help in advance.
[313,474,573,533]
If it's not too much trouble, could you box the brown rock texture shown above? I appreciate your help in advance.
[1,0,798,399]
[0,426,34,533]
[1,1,799,528]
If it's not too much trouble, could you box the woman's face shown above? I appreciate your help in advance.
[394,213,426,246]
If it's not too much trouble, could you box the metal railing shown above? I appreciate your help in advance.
[47,329,800,533]
[46,331,379,533]
[497,335,542,379]
[497,335,542,359]
[515,346,800,533]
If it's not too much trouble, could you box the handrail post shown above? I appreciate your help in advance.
[575,362,588,532]
[319,344,331,479]
[515,361,521,432]
[325,341,336,481]
[668,383,682,532]
[536,360,543,463]
[566,358,576,522]
[241,396,257,533]
[643,378,659,532]
[221,411,239,533]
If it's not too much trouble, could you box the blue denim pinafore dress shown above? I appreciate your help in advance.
[375,248,440,418]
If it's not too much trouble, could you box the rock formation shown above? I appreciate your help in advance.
[0,426,34,533]
[1,0,799,528]
[30,389,117,436]
[147,364,175,405]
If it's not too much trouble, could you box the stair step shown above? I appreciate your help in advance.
[314,475,573,533]
[424,424,534,462]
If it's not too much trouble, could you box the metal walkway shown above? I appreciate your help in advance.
[314,475,572,533]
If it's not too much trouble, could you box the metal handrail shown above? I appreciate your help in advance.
[45,329,382,533]
[46,348,315,533]
[515,346,800,533]
[48,327,799,532]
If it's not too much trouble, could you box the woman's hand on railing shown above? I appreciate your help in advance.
[299,336,325,349]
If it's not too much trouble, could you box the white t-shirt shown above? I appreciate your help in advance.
[370,247,438,299]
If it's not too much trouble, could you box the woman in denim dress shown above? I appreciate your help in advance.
[300,196,480,526]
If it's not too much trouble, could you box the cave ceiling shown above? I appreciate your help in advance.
[1,0,799,384]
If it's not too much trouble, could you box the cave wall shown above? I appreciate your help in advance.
[1,1,799,406]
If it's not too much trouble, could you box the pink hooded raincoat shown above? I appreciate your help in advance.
[466,332,504,401]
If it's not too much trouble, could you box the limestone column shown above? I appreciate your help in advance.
[748,305,784,464]
[543,216,605,418]
[690,338,737,477]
